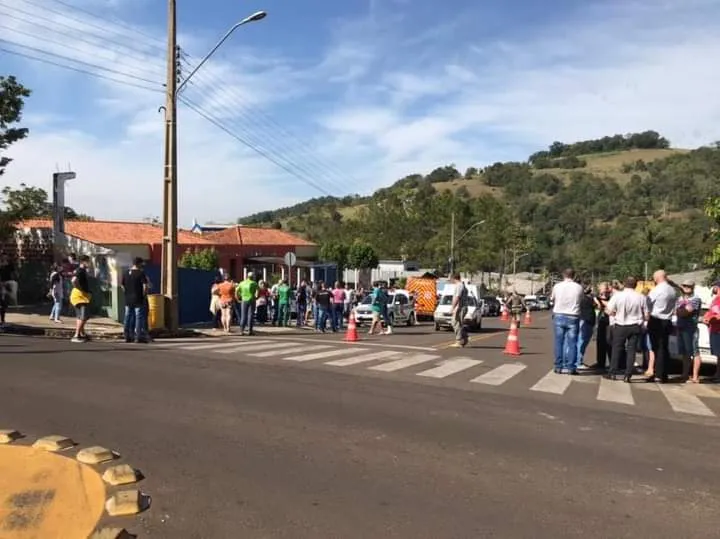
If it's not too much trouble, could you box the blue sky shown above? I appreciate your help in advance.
[1,0,719,224]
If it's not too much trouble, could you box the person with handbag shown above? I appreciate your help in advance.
[69,255,92,343]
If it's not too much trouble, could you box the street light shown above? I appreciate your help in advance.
[449,212,486,275]
[160,3,267,330]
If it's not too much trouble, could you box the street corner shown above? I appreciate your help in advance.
[0,428,150,538]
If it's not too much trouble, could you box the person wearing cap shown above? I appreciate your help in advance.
[236,272,258,335]
[675,279,702,382]
[702,281,720,381]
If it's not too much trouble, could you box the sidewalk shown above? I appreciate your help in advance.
[1,306,314,340]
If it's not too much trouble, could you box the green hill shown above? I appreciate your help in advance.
[239,131,720,279]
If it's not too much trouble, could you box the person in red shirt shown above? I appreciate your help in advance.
[702,281,720,380]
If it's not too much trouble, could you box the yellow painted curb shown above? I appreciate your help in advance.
[77,446,117,465]
[32,434,75,452]
[90,527,134,539]
[102,464,140,486]
[0,445,106,538]
[105,490,149,517]
[0,429,23,444]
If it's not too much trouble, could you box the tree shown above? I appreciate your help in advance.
[1,183,93,220]
[179,248,219,271]
[705,197,720,283]
[318,241,349,273]
[0,76,31,176]
[347,241,378,270]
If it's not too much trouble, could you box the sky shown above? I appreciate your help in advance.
[1,0,719,225]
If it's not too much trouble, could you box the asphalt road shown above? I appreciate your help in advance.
[2,327,720,538]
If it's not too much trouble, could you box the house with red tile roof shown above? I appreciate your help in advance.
[15,219,319,282]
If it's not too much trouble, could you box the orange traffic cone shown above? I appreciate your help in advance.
[503,320,521,356]
[524,308,532,325]
[501,306,509,322]
[345,311,359,342]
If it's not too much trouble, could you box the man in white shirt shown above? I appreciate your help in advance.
[647,270,677,383]
[606,276,650,382]
[550,268,584,373]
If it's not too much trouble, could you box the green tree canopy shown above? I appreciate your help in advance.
[347,241,378,270]
[179,248,219,272]
[319,241,349,273]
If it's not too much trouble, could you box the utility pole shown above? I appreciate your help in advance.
[161,0,179,330]
[449,211,455,275]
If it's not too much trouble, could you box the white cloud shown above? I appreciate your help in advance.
[2,0,720,227]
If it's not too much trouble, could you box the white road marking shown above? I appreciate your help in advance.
[180,340,273,351]
[249,345,334,358]
[284,348,370,362]
[369,354,439,372]
[416,358,483,379]
[325,351,400,366]
[597,378,635,406]
[530,370,573,395]
[658,385,715,416]
[214,342,301,355]
[254,336,436,351]
[471,363,526,386]
[684,383,720,399]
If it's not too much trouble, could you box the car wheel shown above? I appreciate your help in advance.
[407,312,416,326]
[434,323,440,331]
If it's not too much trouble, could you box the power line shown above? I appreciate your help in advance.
[179,58,353,193]
[0,45,162,93]
[180,96,334,197]
[43,0,166,49]
[0,39,161,86]
[0,4,164,76]
[0,22,163,82]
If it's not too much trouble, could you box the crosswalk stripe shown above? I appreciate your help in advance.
[325,351,400,366]
[684,384,720,399]
[471,363,526,386]
[416,358,483,379]
[180,340,273,351]
[284,348,369,362]
[596,378,634,406]
[249,345,334,358]
[368,354,438,372]
[658,385,715,416]
[530,370,572,395]
[214,342,301,355]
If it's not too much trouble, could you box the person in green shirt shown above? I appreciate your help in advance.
[277,279,291,327]
[236,273,258,335]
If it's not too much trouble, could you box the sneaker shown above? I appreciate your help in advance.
[71,336,85,343]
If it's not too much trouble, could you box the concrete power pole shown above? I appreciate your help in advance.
[161,0,179,330]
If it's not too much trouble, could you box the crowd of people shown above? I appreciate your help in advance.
[209,273,404,336]
[550,268,720,383]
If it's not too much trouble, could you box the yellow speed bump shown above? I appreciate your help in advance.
[77,446,117,465]
[0,429,23,444]
[102,464,140,486]
[105,490,149,517]
[0,445,106,538]
[32,435,75,452]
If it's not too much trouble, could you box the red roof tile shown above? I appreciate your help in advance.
[204,225,315,247]
[17,219,210,245]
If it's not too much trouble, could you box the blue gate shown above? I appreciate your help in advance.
[144,265,216,326]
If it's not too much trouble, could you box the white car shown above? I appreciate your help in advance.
[354,289,417,327]
[668,316,716,365]
[433,283,483,331]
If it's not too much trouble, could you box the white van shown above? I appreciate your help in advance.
[433,283,483,331]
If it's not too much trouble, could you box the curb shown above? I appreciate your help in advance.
[0,428,150,537]
[2,325,316,340]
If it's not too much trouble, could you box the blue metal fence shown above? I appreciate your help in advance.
[144,265,216,326]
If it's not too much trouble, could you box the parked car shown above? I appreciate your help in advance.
[354,289,417,327]
[535,296,551,310]
[433,284,483,331]
[482,296,501,316]
[524,298,540,311]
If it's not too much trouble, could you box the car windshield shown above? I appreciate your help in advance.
[440,295,453,305]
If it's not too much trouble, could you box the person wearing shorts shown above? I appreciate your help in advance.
[69,255,92,343]
[676,280,702,382]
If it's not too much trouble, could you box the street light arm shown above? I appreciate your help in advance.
[175,11,266,96]
[456,220,486,244]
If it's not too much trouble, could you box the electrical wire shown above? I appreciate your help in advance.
[180,96,334,196]
[0,22,164,82]
[0,45,163,93]
[0,39,161,86]
[178,58,353,193]
[0,5,164,78]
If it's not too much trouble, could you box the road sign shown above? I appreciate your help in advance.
[54,172,76,181]
[283,252,297,266]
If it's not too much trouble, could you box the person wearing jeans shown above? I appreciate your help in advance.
[550,269,583,374]
[121,257,150,343]
[331,281,346,332]
[236,273,258,335]
[575,285,596,369]
[48,264,64,323]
